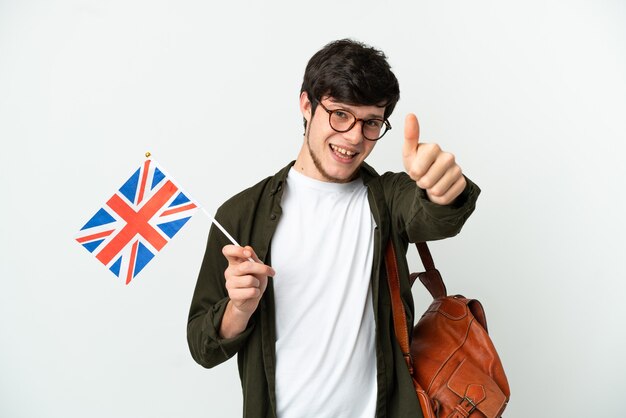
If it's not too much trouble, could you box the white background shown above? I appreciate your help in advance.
[1,1,625,417]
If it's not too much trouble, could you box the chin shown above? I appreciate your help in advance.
[320,164,361,183]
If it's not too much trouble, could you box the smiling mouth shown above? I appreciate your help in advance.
[330,144,358,159]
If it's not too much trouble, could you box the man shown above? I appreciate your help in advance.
[187,39,480,417]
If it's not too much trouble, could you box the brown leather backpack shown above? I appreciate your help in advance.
[385,242,510,418]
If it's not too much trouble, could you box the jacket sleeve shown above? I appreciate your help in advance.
[186,207,256,369]
[384,172,481,243]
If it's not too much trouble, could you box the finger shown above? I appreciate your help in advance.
[408,143,440,183]
[429,175,467,206]
[243,246,276,276]
[222,244,249,263]
[427,165,463,198]
[229,287,262,302]
[416,151,455,190]
[222,245,276,276]
[226,274,261,290]
[235,260,275,278]
[243,246,260,263]
[223,244,267,268]
[402,113,420,159]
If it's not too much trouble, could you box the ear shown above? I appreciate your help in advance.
[300,91,312,122]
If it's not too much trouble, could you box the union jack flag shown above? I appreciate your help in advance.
[76,158,198,284]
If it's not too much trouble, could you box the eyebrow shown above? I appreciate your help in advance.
[327,100,385,119]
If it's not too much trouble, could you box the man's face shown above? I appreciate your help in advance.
[299,94,384,183]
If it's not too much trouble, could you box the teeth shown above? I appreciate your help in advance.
[331,144,356,156]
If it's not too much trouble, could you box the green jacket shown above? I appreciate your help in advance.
[187,161,480,417]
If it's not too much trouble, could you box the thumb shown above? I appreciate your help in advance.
[243,246,261,263]
[244,246,275,276]
[403,113,420,159]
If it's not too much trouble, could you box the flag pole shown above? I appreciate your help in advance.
[145,152,255,263]
[200,207,242,247]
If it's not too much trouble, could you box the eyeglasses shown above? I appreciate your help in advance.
[317,101,391,141]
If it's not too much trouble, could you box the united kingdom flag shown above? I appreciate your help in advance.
[76,158,198,284]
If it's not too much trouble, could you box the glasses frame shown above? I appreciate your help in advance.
[316,100,392,141]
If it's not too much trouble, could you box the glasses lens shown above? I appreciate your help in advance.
[363,120,387,140]
[329,110,355,132]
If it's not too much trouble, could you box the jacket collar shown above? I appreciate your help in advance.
[268,161,295,197]
[359,162,381,186]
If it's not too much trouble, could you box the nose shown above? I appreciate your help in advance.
[343,120,364,144]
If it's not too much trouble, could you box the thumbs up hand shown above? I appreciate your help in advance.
[402,114,466,206]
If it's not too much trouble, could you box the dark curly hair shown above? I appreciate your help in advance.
[300,39,400,130]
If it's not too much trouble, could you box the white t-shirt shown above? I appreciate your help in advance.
[271,168,377,418]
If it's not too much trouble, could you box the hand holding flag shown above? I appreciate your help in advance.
[219,244,275,339]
